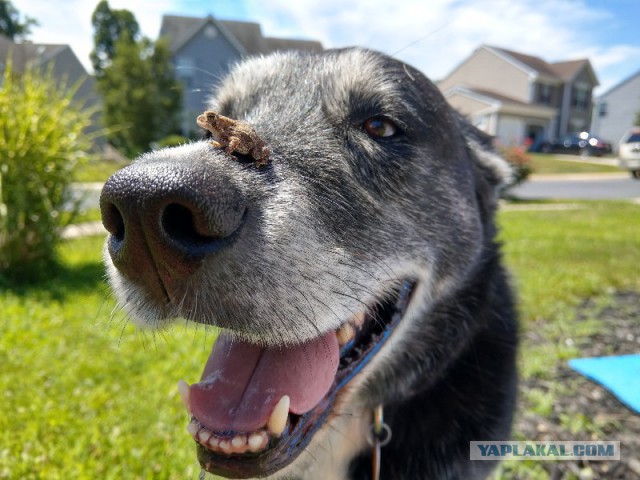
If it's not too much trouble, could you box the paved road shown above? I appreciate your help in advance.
[510,173,640,200]
[65,173,639,239]
[74,174,640,206]
[73,175,640,209]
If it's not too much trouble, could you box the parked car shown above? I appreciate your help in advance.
[532,132,613,156]
[618,127,640,179]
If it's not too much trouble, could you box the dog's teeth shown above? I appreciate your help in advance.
[248,431,268,452]
[197,428,212,444]
[351,310,366,327]
[187,419,270,454]
[231,434,247,452]
[267,395,290,437]
[207,435,220,450]
[336,322,355,346]
[177,380,191,410]
[218,438,232,454]
[186,421,199,438]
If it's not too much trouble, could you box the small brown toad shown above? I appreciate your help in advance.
[196,111,270,166]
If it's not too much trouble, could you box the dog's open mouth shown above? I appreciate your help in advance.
[178,280,415,478]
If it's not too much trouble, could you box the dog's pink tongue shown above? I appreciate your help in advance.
[189,331,339,433]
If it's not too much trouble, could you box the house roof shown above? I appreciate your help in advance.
[549,59,590,81]
[159,15,247,55]
[486,45,597,85]
[218,19,265,54]
[490,46,559,79]
[0,34,70,72]
[159,15,323,56]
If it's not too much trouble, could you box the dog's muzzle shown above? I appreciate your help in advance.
[100,150,417,478]
[100,160,247,300]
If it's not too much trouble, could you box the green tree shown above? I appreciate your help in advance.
[91,1,182,157]
[98,34,181,157]
[0,63,94,279]
[635,110,640,127]
[0,0,38,41]
[90,0,140,77]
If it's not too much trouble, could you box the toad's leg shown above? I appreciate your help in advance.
[226,136,241,155]
[251,145,270,165]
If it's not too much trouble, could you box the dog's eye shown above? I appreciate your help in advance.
[363,116,398,139]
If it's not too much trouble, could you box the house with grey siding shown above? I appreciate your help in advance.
[591,70,640,151]
[438,45,599,147]
[159,15,323,136]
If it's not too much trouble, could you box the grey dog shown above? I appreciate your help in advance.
[100,48,518,480]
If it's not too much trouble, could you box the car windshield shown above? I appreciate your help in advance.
[624,133,640,143]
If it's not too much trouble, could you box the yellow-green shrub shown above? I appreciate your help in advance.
[0,62,94,279]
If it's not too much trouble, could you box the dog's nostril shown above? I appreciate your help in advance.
[102,203,125,241]
[161,203,216,247]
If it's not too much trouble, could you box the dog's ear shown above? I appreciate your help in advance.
[456,115,512,219]
[458,115,512,189]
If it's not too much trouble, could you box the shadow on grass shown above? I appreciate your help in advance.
[0,260,107,300]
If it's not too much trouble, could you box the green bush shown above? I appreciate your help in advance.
[156,134,189,149]
[500,145,533,194]
[0,63,94,279]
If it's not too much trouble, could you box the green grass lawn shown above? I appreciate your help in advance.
[1,201,639,479]
[527,153,622,175]
[74,159,129,183]
[496,201,640,478]
[500,201,640,321]
[0,237,210,479]
[499,201,640,379]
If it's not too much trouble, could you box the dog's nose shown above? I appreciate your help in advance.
[100,160,246,284]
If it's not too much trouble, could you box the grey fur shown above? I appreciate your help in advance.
[101,48,517,480]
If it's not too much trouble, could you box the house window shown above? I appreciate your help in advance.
[598,102,607,117]
[538,84,553,105]
[572,86,590,111]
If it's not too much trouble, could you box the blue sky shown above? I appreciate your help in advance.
[12,0,640,95]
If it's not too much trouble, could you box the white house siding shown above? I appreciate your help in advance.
[496,116,526,146]
[591,71,640,150]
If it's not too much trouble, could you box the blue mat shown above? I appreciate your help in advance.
[569,354,640,414]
